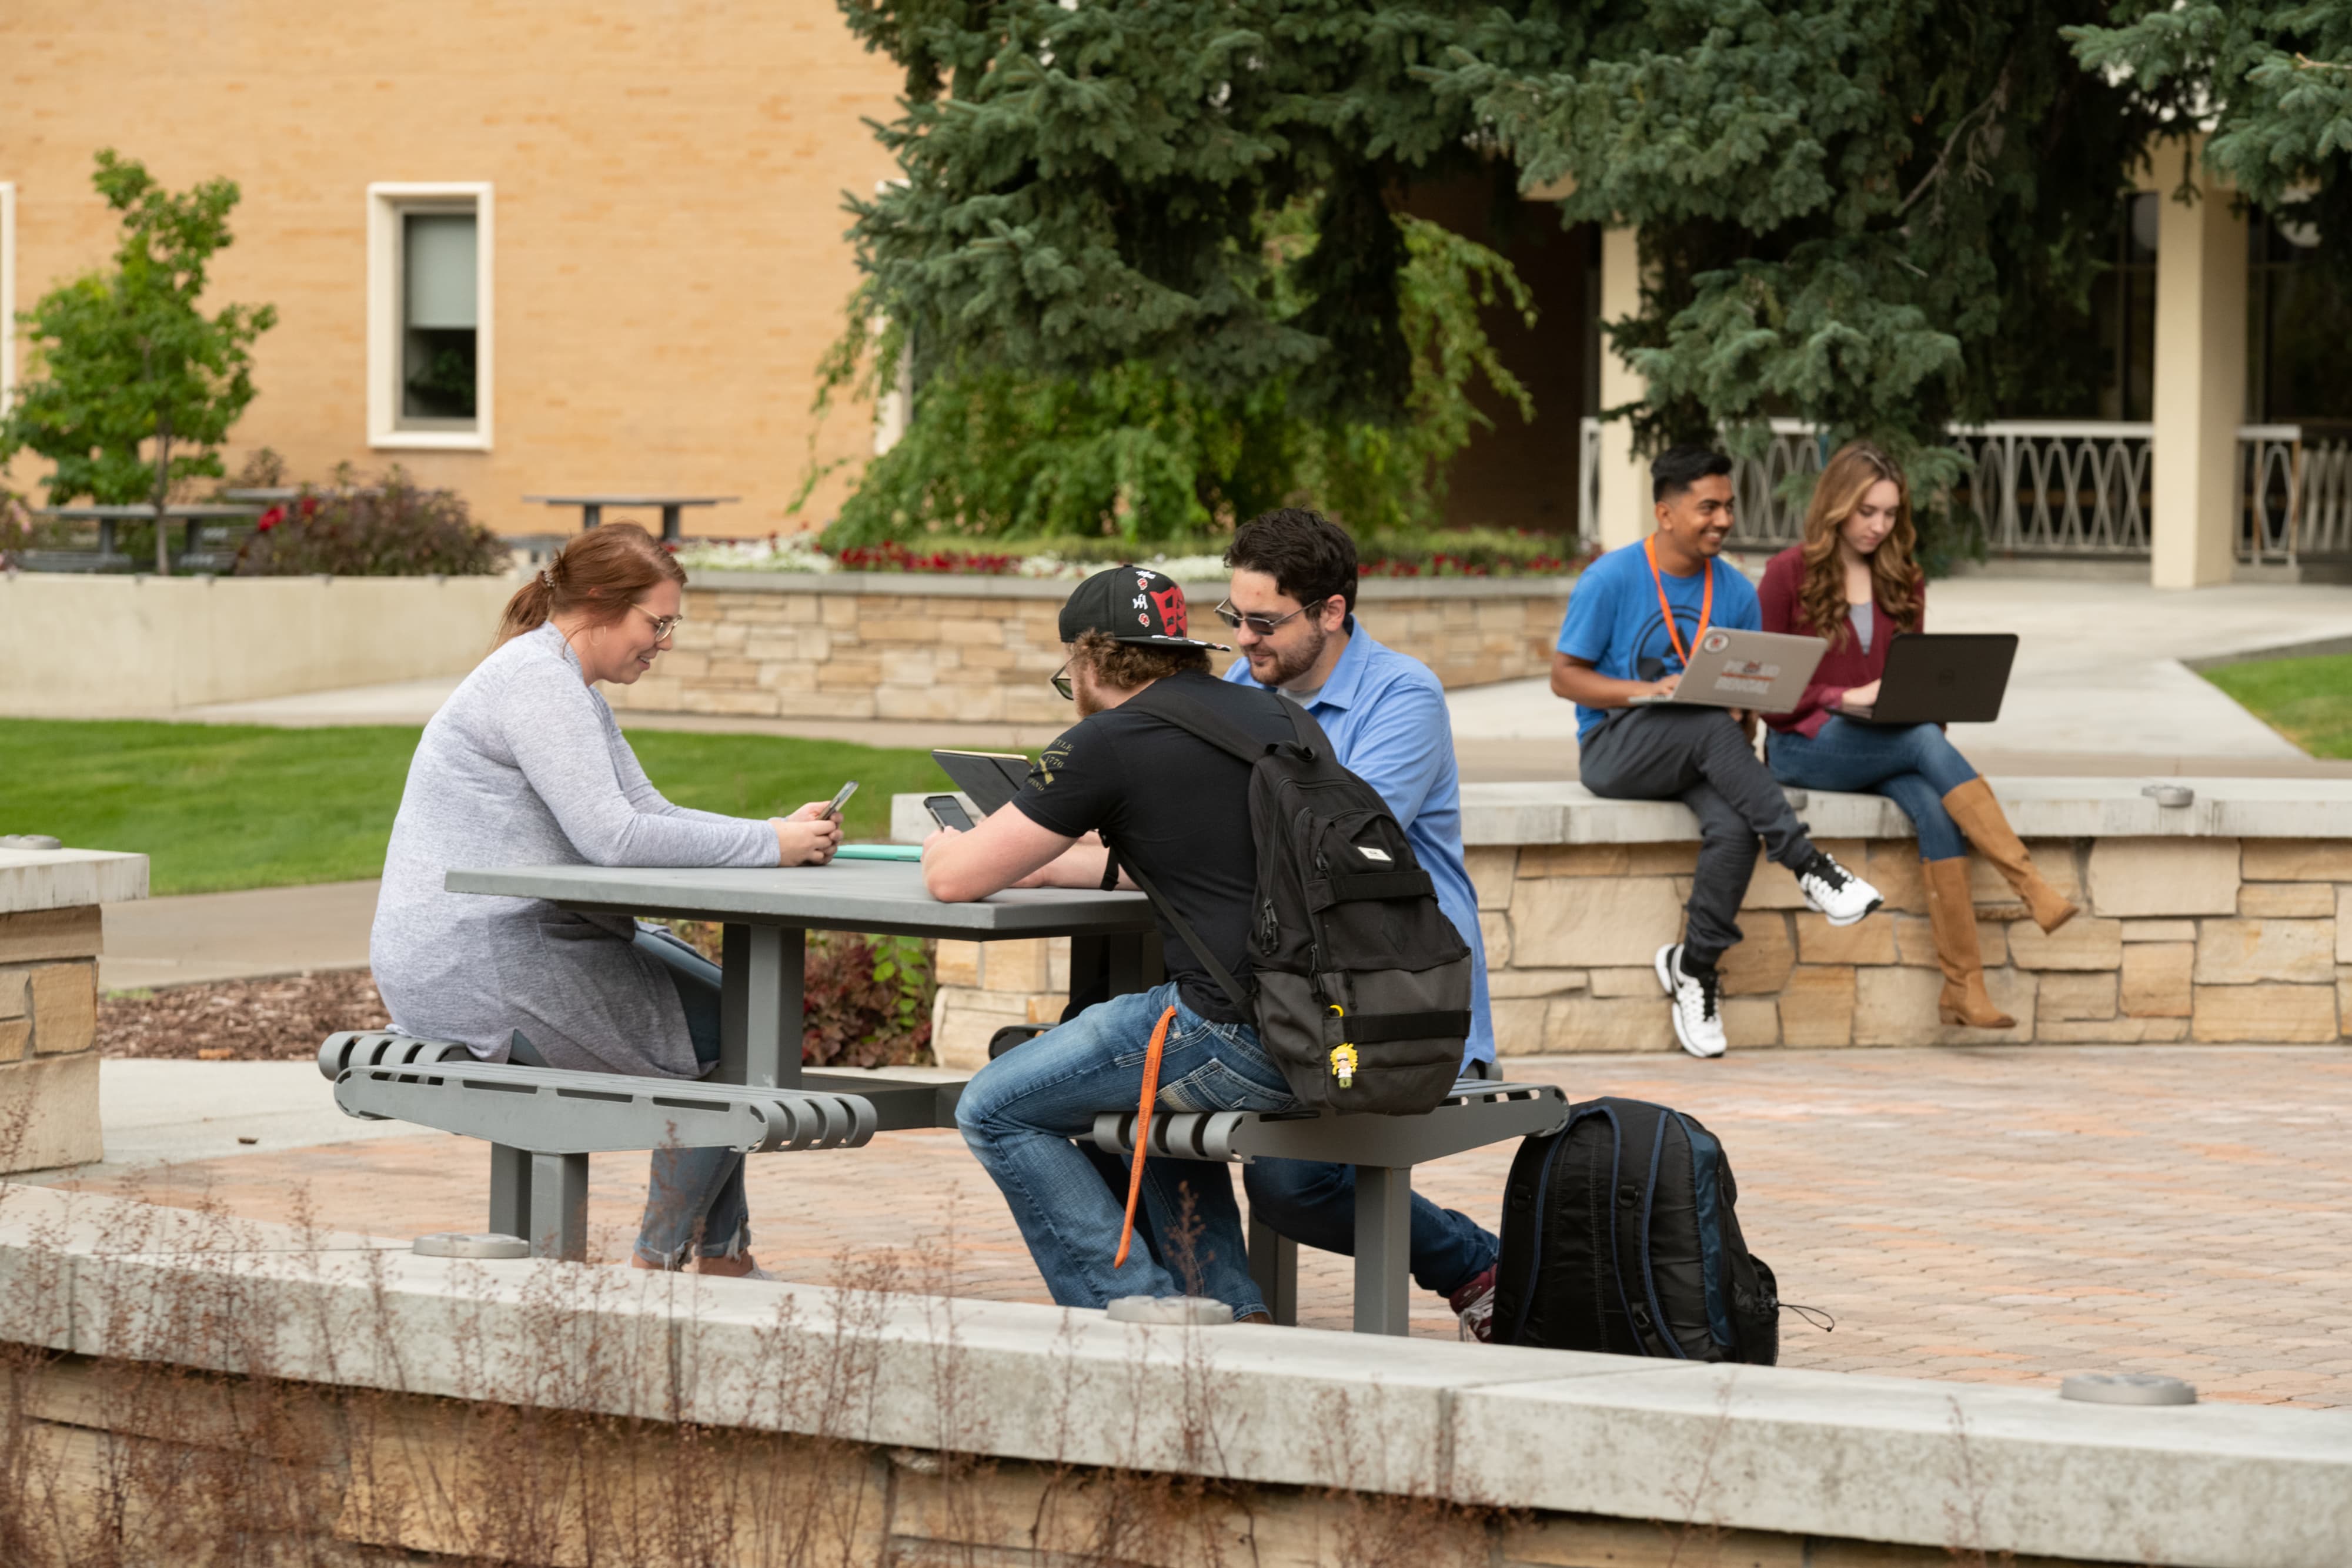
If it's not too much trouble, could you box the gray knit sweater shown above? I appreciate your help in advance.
[369,623,777,1077]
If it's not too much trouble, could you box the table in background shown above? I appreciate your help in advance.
[26,504,263,573]
[522,494,741,542]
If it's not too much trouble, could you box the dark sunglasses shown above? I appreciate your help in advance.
[1213,597,1330,637]
[1050,661,1074,701]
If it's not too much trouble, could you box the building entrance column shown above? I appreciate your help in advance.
[1594,226,1651,550]
[2150,143,2247,589]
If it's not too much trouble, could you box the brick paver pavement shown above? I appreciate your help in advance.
[66,1046,2352,1406]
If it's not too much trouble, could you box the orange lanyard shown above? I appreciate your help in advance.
[1644,535,1712,670]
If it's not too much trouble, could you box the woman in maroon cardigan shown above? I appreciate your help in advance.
[1758,442,2077,1028]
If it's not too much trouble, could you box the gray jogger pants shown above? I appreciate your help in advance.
[1578,706,1816,969]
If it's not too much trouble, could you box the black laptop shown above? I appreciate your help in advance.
[930,750,1033,815]
[1843,633,2019,725]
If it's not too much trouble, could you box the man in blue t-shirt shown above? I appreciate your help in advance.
[1553,446,1882,1057]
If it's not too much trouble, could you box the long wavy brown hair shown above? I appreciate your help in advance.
[1796,442,1923,648]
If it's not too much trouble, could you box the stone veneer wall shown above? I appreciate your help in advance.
[604,574,1571,724]
[0,907,106,1170]
[930,835,2352,1064]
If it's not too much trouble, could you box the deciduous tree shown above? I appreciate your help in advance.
[0,151,276,574]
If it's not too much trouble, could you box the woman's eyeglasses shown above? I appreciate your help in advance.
[630,603,687,640]
[1213,598,1326,637]
[1050,661,1074,701]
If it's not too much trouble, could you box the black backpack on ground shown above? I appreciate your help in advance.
[1105,680,1473,1116]
[1492,1096,1780,1363]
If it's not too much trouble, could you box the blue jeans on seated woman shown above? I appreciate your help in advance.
[956,981,1300,1319]
[514,927,751,1266]
[1768,718,1977,861]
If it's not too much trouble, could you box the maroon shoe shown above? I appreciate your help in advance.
[1450,1266,1498,1343]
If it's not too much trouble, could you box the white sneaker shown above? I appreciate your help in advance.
[1795,851,1882,927]
[1654,943,1727,1059]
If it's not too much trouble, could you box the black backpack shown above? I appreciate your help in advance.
[1105,680,1474,1116]
[1492,1097,1780,1363]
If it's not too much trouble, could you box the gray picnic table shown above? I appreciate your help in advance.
[27,503,263,572]
[522,493,740,541]
[320,860,1564,1333]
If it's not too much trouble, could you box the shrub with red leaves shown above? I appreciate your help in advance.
[663,923,934,1068]
[833,540,1023,575]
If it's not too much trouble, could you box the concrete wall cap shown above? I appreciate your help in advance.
[0,848,150,912]
[1461,778,2352,845]
[6,1186,2346,1568]
[687,570,1575,602]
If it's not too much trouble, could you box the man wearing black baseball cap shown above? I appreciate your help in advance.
[924,565,1298,1319]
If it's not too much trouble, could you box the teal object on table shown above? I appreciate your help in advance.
[832,844,926,861]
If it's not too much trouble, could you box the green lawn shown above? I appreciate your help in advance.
[2201,653,2352,758]
[0,720,951,895]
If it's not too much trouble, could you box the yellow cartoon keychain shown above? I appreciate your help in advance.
[1325,1003,1357,1088]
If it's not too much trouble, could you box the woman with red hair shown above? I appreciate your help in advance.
[1759,443,2076,1029]
[372,525,842,1274]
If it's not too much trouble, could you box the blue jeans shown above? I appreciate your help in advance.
[1242,1159,1499,1297]
[631,928,751,1266]
[956,982,1301,1318]
[1768,718,1978,861]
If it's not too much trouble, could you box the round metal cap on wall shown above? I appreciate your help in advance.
[2060,1372,2197,1406]
[412,1232,530,1260]
[0,835,64,851]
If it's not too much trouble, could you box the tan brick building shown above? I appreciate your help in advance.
[0,0,905,539]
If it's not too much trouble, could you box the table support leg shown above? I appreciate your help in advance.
[529,1151,589,1261]
[720,923,804,1090]
[1352,1165,1412,1336]
[489,1142,532,1240]
[661,504,682,541]
[1248,1211,1299,1327]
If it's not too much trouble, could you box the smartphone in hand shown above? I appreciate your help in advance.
[821,781,859,821]
[924,794,975,832]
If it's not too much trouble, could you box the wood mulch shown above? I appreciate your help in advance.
[100,971,388,1061]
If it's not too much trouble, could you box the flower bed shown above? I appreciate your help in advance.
[673,527,1582,582]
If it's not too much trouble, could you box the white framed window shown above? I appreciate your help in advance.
[1,183,16,412]
[366,182,493,450]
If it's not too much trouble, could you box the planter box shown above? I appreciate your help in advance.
[908,779,2352,1060]
[604,573,1574,723]
[0,573,518,717]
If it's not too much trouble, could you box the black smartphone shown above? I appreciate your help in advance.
[924,794,975,832]
[821,781,859,821]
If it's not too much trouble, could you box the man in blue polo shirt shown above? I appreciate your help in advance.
[1554,446,1881,1058]
[1214,507,1503,1339]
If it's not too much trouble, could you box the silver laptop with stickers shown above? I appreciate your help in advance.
[1624,628,1828,716]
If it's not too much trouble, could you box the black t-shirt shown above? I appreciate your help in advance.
[1011,670,1295,1023]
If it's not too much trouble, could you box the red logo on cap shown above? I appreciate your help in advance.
[1149,585,1187,636]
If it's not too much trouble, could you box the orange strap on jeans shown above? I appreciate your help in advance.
[1113,1005,1178,1269]
[1644,534,1713,670]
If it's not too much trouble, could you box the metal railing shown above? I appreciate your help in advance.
[1578,418,2164,559]
[2238,423,2352,567]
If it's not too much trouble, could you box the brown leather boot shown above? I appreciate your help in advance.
[1924,857,2014,1028]
[1941,777,2080,934]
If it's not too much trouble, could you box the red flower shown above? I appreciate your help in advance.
[298,494,319,520]
[256,506,284,532]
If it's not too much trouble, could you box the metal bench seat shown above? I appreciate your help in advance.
[1091,1078,1570,1334]
[319,1031,890,1258]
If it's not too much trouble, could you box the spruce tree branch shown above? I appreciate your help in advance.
[1896,65,2012,219]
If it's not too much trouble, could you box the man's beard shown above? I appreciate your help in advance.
[1251,621,1329,688]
